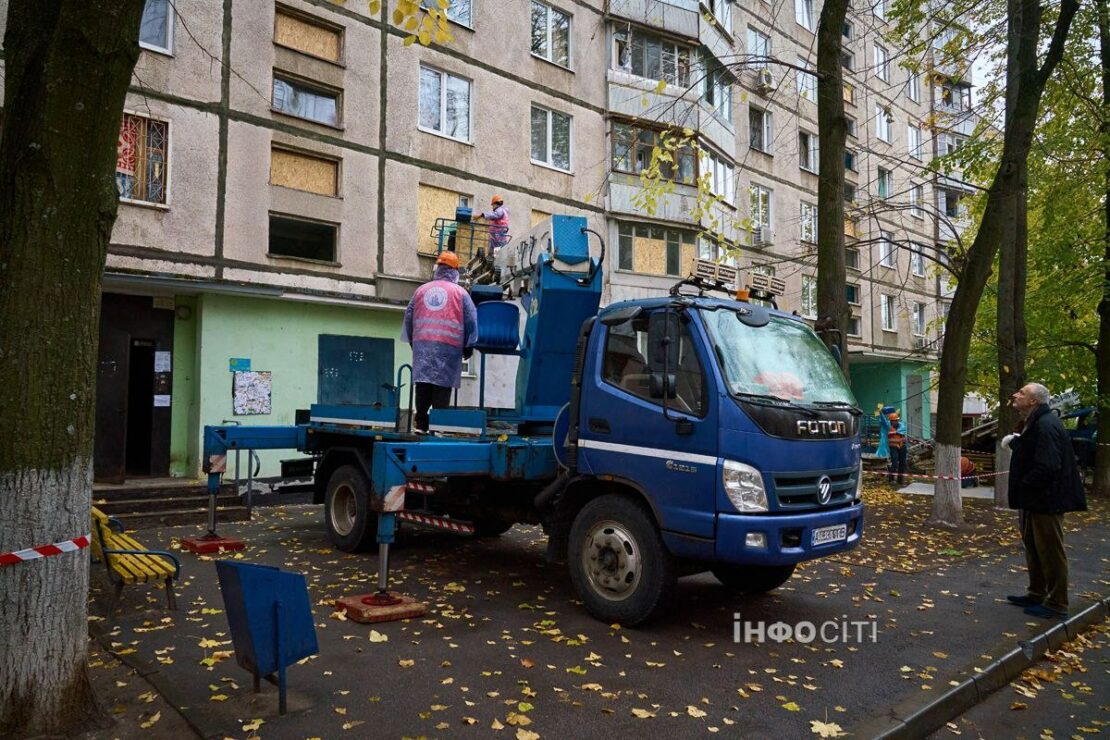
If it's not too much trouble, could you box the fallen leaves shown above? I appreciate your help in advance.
[139,711,160,729]
[810,719,847,737]
[368,630,389,643]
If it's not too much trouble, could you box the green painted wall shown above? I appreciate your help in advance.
[169,296,199,477]
[192,293,411,478]
[851,362,933,440]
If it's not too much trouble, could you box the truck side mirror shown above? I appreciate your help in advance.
[647,312,680,372]
[650,372,677,399]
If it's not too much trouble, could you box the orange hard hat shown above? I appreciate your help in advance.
[490,194,504,205]
[436,251,460,269]
[888,411,900,422]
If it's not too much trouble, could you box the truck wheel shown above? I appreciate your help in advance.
[325,465,377,553]
[568,495,675,626]
[473,518,514,538]
[712,564,796,593]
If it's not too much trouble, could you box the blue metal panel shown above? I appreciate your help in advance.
[428,408,488,435]
[308,404,397,431]
[474,302,520,353]
[214,561,318,676]
[204,425,304,458]
[550,215,590,265]
[317,335,395,407]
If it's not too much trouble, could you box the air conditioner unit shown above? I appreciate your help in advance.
[913,336,926,349]
[752,226,772,247]
[756,69,775,94]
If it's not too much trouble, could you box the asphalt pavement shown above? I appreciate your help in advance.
[85,493,1109,739]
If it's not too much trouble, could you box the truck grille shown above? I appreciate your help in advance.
[772,468,857,511]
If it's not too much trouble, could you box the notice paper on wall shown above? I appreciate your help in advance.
[153,394,171,407]
[154,351,172,372]
[233,371,272,415]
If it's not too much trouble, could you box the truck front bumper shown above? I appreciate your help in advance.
[715,503,864,566]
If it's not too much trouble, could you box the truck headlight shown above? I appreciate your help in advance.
[723,460,768,513]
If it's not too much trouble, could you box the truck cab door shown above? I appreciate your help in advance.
[577,309,718,538]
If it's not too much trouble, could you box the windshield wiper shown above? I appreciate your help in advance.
[809,400,862,415]
[733,391,819,417]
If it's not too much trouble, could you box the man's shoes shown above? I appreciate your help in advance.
[1023,604,1068,620]
[1006,595,1041,607]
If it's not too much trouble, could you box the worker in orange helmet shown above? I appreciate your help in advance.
[475,194,510,252]
[401,250,478,433]
[886,411,908,485]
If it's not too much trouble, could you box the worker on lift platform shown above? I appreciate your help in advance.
[475,194,510,252]
[401,251,478,433]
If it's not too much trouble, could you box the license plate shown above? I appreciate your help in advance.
[812,524,847,546]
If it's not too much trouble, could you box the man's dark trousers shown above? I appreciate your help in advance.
[1020,511,1068,611]
[414,382,452,431]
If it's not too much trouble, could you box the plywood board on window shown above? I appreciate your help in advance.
[633,235,666,276]
[275,10,342,62]
[418,184,470,255]
[270,148,338,196]
[680,243,696,275]
[531,209,551,227]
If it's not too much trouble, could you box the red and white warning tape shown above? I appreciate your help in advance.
[397,511,475,534]
[862,469,1009,483]
[405,481,437,495]
[0,534,91,567]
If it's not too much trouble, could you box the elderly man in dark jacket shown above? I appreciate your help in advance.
[1002,383,1087,619]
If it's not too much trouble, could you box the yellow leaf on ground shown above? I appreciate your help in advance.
[687,705,707,718]
[491,718,505,730]
[398,659,415,667]
[368,630,388,643]
[631,708,656,718]
[335,707,347,715]
[811,719,847,737]
[140,712,161,729]
[1011,702,1028,710]
[516,729,540,740]
[209,694,229,702]
[342,720,365,730]
[242,719,264,732]
[782,702,802,712]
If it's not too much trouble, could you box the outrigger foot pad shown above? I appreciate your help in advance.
[180,534,246,554]
[334,592,428,623]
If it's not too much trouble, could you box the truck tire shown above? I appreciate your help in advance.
[325,465,377,553]
[568,495,675,626]
[712,564,796,593]
[472,518,514,538]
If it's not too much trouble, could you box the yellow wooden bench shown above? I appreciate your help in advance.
[91,507,180,612]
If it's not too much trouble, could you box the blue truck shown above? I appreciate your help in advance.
[203,215,864,625]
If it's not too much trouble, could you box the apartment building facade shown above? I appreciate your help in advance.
[0,0,956,479]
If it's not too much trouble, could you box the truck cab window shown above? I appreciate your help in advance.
[602,315,705,415]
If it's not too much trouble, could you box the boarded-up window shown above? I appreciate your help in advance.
[531,209,551,227]
[275,8,342,62]
[270,148,338,196]
[417,184,472,255]
[617,222,695,277]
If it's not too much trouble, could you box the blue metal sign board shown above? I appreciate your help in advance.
[229,357,251,372]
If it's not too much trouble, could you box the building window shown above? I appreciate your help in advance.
[913,302,926,336]
[703,65,734,123]
[799,131,818,172]
[270,147,338,196]
[846,117,857,137]
[842,20,854,40]
[139,0,174,54]
[879,231,896,267]
[908,124,923,159]
[706,0,732,30]
[614,28,690,86]
[844,182,857,204]
[846,247,860,270]
[795,0,815,31]
[269,213,338,262]
[848,315,862,336]
[907,72,921,102]
[747,27,771,58]
[800,202,817,243]
[422,0,472,27]
[796,57,817,100]
[116,113,169,204]
[845,148,857,171]
[940,83,972,111]
[418,65,470,142]
[910,184,925,218]
[881,294,896,331]
[877,167,893,199]
[911,243,926,276]
[874,44,889,81]
[749,184,773,228]
[940,188,964,219]
[940,132,968,155]
[274,7,343,62]
[530,105,572,171]
[846,283,860,305]
[616,222,695,277]
[612,122,696,184]
[749,107,772,153]
[874,0,887,21]
[532,1,571,68]
[843,82,855,105]
[801,275,817,319]
[703,149,735,204]
[272,76,339,126]
[842,51,855,71]
[875,105,892,142]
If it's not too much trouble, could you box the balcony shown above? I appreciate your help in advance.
[608,0,699,40]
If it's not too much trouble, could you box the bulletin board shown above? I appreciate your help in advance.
[233,371,272,415]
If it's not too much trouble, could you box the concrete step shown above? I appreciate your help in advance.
[93,483,234,502]
[93,494,241,515]
[111,506,251,532]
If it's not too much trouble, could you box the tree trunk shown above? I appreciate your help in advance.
[815,0,851,376]
[0,1,145,736]
[932,0,1079,527]
[1095,0,1110,499]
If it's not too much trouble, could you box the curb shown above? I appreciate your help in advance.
[852,595,1110,739]
[88,620,231,740]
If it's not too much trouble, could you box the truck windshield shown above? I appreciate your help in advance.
[701,310,858,408]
